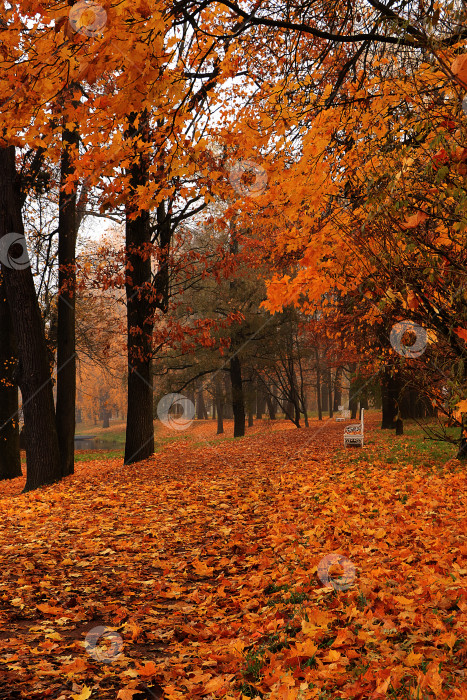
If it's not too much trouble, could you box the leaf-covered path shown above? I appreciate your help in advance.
[0,416,466,699]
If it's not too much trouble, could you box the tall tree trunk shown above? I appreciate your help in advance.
[381,367,398,429]
[256,378,266,419]
[266,389,276,420]
[215,375,224,434]
[0,145,61,491]
[124,113,154,464]
[349,364,358,419]
[327,368,333,418]
[196,389,208,419]
[0,278,21,479]
[333,366,343,411]
[316,351,322,421]
[229,356,245,437]
[56,123,79,478]
[223,374,233,418]
[321,377,329,412]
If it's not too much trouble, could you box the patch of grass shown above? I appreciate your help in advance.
[240,682,262,698]
[263,582,290,595]
[74,450,123,462]
[334,418,459,469]
[243,648,263,683]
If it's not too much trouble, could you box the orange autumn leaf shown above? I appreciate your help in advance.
[36,603,65,616]
[60,658,88,675]
[401,211,429,229]
[451,53,467,85]
[192,559,214,576]
[134,661,159,677]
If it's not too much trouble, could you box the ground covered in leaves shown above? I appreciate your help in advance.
[0,415,466,700]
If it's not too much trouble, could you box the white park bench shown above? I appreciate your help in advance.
[335,405,351,422]
[344,408,364,447]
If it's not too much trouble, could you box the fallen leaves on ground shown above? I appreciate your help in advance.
[0,416,466,699]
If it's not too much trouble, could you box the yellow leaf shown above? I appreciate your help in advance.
[71,687,92,700]
[231,639,245,655]
[394,596,414,606]
[405,651,423,667]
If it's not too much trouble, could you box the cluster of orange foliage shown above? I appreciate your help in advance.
[0,418,466,699]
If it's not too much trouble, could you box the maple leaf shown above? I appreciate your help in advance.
[192,559,214,576]
[401,211,428,229]
[454,327,467,342]
[134,661,159,677]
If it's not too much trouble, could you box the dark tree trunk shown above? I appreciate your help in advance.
[256,379,266,419]
[196,390,208,419]
[0,145,61,491]
[248,410,254,427]
[321,382,329,412]
[349,394,358,420]
[333,366,343,412]
[102,409,110,429]
[381,368,398,429]
[349,365,358,419]
[316,352,322,421]
[0,278,21,479]
[56,123,79,478]
[229,355,245,437]
[266,391,276,420]
[124,113,154,465]
[327,368,333,418]
[215,375,224,434]
[223,372,233,418]
[395,418,404,435]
